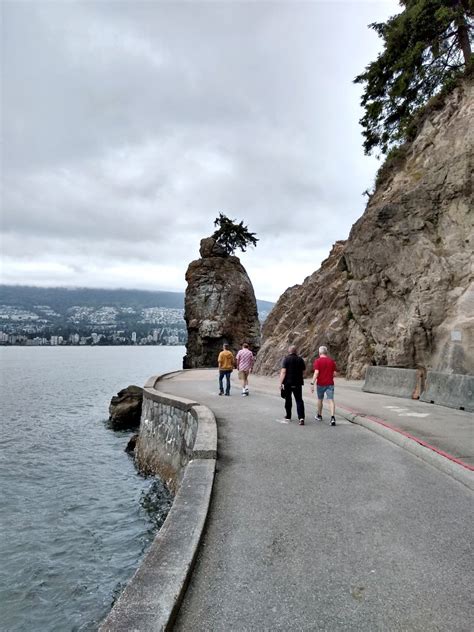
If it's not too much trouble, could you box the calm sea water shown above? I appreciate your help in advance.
[0,346,185,632]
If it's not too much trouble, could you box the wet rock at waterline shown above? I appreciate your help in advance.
[125,433,139,453]
[108,385,143,430]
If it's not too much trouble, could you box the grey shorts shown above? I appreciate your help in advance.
[316,385,334,400]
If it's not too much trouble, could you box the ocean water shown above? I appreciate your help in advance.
[0,346,185,632]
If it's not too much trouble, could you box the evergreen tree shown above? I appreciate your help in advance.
[211,213,259,255]
[355,0,473,155]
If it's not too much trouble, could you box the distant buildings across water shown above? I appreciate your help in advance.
[0,329,185,346]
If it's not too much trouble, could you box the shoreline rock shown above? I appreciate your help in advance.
[108,385,143,430]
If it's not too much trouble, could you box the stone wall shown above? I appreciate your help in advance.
[136,397,197,492]
[135,375,207,493]
[100,371,217,631]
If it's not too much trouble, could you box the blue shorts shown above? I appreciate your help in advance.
[316,385,334,400]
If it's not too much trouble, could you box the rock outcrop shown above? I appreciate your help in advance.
[183,238,260,367]
[255,80,473,378]
[108,385,143,430]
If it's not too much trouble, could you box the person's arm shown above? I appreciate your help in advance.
[310,364,319,392]
[279,368,286,388]
[217,352,223,369]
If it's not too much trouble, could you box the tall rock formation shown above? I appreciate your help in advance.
[255,79,473,378]
[183,237,260,368]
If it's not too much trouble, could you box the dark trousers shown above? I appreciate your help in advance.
[219,370,232,395]
[284,384,305,420]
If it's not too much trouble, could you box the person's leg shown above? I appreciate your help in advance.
[239,371,248,394]
[294,385,305,422]
[244,371,249,394]
[284,387,292,419]
[329,398,335,417]
[326,386,336,424]
[225,370,231,395]
[218,371,224,394]
[316,385,324,418]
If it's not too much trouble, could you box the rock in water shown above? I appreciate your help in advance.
[183,238,261,367]
[125,433,138,453]
[255,79,474,378]
[108,385,143,430]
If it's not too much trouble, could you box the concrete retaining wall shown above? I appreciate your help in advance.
[136,388,198,493]
[363,366,418,399]
[420,371,474,412]
[100,372,217,631]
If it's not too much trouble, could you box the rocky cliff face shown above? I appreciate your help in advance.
[255,80,473,378]
[183,238,260,368]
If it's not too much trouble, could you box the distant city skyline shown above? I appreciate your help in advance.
[2,1,400,301]
[0,284,272,345]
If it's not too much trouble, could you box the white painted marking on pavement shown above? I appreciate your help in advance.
[383,405,430,418]
[397,412,430,418]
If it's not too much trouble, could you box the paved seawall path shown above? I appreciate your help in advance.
[159,370,473,631]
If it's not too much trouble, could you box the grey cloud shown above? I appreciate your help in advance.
[2,0,400,300]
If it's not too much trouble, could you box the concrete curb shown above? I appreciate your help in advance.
[143,370,191,390]
[337,407,474,492]
[191,405,218,460]
[100,372,217,631]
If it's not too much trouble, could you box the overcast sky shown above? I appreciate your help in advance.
[1,0,400,302]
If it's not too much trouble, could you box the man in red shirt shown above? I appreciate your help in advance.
[310,346,338,426]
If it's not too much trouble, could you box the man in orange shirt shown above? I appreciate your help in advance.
[217,343,235,396]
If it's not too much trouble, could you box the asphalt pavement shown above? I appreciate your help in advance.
[159,370,473,632]
[335,379,474,468]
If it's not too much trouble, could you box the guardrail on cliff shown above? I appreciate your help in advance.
[363,366,419,399]
[420,371,474,412]
[363,366,473,412]
[100,371,217,632]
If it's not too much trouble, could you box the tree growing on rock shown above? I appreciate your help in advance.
[211,213,259,255]
[355,0,473,155]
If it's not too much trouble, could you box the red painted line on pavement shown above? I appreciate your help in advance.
[338,405,474,472]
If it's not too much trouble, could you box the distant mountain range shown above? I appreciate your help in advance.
[0,285,274,313]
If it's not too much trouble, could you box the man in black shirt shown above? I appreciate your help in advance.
[279,345,306,425]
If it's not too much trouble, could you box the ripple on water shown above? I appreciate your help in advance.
[0,346,182,632]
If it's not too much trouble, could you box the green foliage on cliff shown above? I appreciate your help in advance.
[355,0,473,155]
[212,213,259,255]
